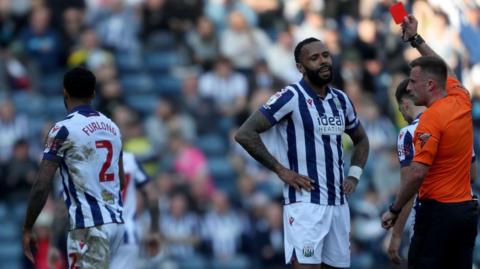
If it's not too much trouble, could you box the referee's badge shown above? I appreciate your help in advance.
[303,243,314,257]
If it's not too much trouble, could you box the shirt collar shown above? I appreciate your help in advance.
[299,78,332,100]
[412,112,423,124]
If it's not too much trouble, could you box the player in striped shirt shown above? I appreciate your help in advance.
[110,151,159,269]
[235,37,370,268]
[387,79,424,264]
[22,67,125,269]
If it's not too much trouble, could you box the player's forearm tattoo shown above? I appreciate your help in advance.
[235,111,281,173]
[23,160,58,230]
[349,124,369,168]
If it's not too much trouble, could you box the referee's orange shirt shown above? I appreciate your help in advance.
[413,76,473,203]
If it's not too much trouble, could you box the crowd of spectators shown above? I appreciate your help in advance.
[1,0,480,268]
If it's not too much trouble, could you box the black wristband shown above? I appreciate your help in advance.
[389,203,402,215]
[407,33,425,48]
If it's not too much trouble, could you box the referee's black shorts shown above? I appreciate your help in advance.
[408,198,479,269]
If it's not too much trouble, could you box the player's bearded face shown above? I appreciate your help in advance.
[304,64,333,86]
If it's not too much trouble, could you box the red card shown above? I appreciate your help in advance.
[390,2,408,24]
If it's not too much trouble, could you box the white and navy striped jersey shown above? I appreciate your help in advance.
[121,151,150,244]
[259,79,360,205]
[397,116,420,168]
[43,105,123,230]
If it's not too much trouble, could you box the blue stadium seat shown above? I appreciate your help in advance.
[196,134,228,157]
[12,92,44,116]
[125,93,158,116]
[38,72,62,95]
[144,51,178,73]
[116,52,144,73]
[0,242,22,263]
[152,75,182,96]
[120,73,154,94]
[46,95,69,120]
[208,157,237,194]
[145,32,177,50]
[0,222,18,242]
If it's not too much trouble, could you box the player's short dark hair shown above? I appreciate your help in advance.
[63,67,96,98]
[410,56,447,89]
[395,78,411,103]
[294,37,320,63]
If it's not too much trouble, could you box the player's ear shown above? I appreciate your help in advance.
[426,79,435,92]
[296,62,305,74]
[63,89,69,99]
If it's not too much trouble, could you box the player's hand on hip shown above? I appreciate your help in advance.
[401,15,418,39]
[387,234,402,265]
[381,211,398,229]
[342,176,358,195]
[277,167,314,193]
[22,229,36,264]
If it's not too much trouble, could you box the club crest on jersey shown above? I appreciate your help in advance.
[417,133,431,148]
[289,216,295,225]
[303,243,314,257]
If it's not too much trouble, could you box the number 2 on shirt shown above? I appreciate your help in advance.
[95,140,114,182]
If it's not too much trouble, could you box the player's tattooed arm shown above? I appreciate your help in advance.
[348,123,369,168]
[23,159,59,230]
[234,110,281,173]
[236,111,314,192]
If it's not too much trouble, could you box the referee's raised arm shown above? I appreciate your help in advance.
[401,15,456,78]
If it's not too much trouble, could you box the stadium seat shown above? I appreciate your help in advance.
[125,93,158,116]
[11,92,44,115]
[195,133,228,157]
[38,72,62,95]
[116,52,144,73]
[47,95,69,121]
[152,75,182,96]
[208,157,238,195]
[0,242,22,262]
[120,73,154,94]
[0,222,18,242]
[144,50,178,73]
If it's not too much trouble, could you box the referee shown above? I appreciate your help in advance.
[381,15,479,269]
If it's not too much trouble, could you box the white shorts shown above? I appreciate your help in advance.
[67,223,125,269]
[110,244,139,269]
[283,202,350,267]
[110,220,139,269]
